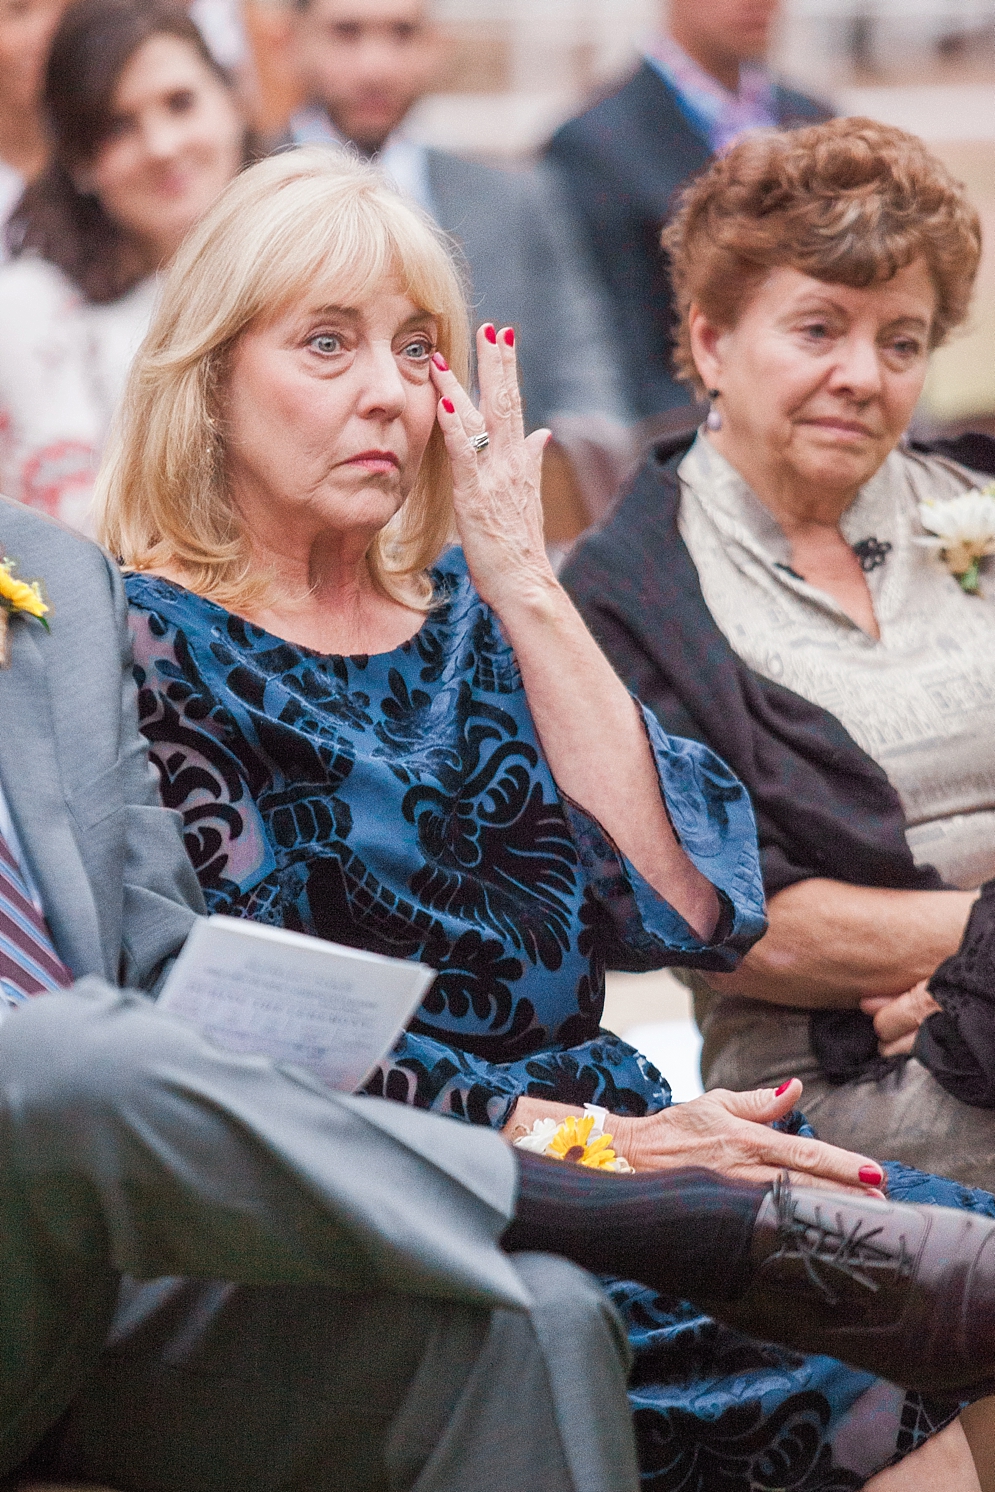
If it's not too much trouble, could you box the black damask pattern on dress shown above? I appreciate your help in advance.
[633,1394,864,1492]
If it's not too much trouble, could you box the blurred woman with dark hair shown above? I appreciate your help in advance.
[0,0,247,529]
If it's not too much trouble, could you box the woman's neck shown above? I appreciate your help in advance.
[706,431,860,534]
[240,529,425,656]
[702,432,880,638]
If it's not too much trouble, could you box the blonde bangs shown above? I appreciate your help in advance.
[95,147,471,612]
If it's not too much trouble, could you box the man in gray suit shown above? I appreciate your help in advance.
[283,0,630,450]
[0,495,640,1490]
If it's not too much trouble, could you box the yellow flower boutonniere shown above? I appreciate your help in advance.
[0,556,50,667]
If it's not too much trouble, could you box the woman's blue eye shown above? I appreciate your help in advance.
[311,334,342,355]
[403,340,432,360]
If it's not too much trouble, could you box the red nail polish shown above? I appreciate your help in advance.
[432,353,449,371]
[774,1080,793,1096]
[859,1165,884,1185]
[483,324,497,345]
[503,327,515,347]
[441,398,455,414]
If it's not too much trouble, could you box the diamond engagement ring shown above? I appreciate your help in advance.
[470,432,490,453]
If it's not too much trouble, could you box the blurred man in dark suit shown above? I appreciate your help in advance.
[546,0,831,426]
[285,0,629,448]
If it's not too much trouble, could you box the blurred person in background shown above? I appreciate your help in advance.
[546,0,831,429]
[283,0,632,481]
[0,0,249,260]
[0,0,248,531]
[0,0,66,257]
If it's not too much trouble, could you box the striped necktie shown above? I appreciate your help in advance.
[0,829,73,1005]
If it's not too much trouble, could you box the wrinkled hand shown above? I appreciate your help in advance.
[430,326,552,615]
[860,980,942,1057]
[609,1080,886,1196]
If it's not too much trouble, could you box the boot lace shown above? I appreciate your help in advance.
[771,1175,914,1307]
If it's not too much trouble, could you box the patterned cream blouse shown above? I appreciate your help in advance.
[678,433,995,890]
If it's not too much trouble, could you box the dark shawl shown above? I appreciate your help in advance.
[915,882,995,1107]
[560,430,995,1087]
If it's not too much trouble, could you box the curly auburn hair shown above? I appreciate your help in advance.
[663,117,982,392]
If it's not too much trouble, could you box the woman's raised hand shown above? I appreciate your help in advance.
[610,1080,888,1197]
[431,324,552,615]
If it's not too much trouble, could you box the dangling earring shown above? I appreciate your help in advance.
[706,389,722,431]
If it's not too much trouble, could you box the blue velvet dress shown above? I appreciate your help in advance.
[126,553,992,1490]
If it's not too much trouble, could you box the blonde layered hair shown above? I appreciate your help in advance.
[95,147,471,610]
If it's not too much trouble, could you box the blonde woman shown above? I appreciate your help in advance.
[99,149,993,1490]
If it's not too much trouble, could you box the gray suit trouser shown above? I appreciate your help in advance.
[0,982,638,1492]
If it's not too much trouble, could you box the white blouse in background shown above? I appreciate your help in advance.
[0,256,158,533]
[678,433,995,890]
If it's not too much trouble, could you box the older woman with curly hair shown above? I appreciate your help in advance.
[563,118,995,1190]
[97,147,995,1490]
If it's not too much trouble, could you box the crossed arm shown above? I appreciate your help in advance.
[706,877,977,1008]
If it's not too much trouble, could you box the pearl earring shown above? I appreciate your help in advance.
[706,389,722,431]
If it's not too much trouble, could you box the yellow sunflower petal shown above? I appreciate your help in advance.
[547,1114,595,1158]
[578,1147,619,1169]
[0,565,48,618]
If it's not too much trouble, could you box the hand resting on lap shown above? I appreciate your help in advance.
[506,1079,886,1197]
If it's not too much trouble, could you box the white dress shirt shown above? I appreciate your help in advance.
[0,776,41,909]
[287,108,435,217]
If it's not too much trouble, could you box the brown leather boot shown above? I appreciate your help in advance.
[708,1176,995,1395]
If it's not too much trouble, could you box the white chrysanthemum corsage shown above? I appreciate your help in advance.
[917,485,995,594]
[513,1103,634,1172]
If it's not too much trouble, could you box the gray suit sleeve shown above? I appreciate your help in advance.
[0,979,537,1475]
[101,552,205,992]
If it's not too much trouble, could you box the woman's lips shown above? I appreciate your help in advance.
[346,451,401,473]
[802,417,877,439]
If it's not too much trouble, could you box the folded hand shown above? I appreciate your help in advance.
[860,980,942,1057]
